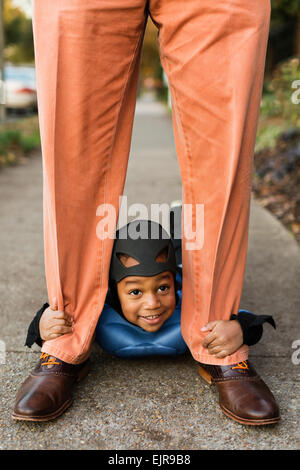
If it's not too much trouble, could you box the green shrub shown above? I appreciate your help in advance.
[19,131,40,153]
[255,124,287,152]
[263,56,300,127]
[0,115,40,168]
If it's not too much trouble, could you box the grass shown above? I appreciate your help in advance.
[0,114,40,169]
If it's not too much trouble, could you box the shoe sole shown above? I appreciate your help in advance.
[220,404,280,426]
[197,364,280,426]
[11,361,89,423]
[12,398,73,422]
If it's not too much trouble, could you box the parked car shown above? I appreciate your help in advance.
[3,64,37,112]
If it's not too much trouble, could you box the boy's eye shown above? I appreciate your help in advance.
[129,289,141,296]
[158,284,170,292]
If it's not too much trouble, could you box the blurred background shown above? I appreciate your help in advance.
[0,0,299,242]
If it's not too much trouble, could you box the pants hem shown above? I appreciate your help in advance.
[41,343,90,365]
[191,348,249,366]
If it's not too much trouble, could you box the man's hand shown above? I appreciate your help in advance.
[201,320,243,359]
[39,301,73,342]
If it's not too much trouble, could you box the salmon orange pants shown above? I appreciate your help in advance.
[32,0,271,365]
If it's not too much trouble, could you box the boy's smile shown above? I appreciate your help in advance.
[116,253,176,332]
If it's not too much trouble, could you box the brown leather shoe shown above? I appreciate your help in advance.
[197,360,280,426]
[12,353,89,422]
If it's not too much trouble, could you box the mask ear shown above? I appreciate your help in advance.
[155,246,168,263]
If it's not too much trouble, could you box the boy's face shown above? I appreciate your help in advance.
[116,251,176,332]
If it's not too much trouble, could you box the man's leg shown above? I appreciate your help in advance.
[33,0,148,364]
[149,0,270,365]
[13,0,148,421]
[149,0,279,424]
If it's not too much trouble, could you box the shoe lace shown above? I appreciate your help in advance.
[40,352,61,366]
[231,361,249,370]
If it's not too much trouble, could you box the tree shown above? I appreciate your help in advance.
[4,0,34,63]
[271,0,300,54]
[140,19,162,83]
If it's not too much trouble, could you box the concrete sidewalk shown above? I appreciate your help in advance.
[0,99,299,450]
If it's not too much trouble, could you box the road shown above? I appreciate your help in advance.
[0,97,299,450]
